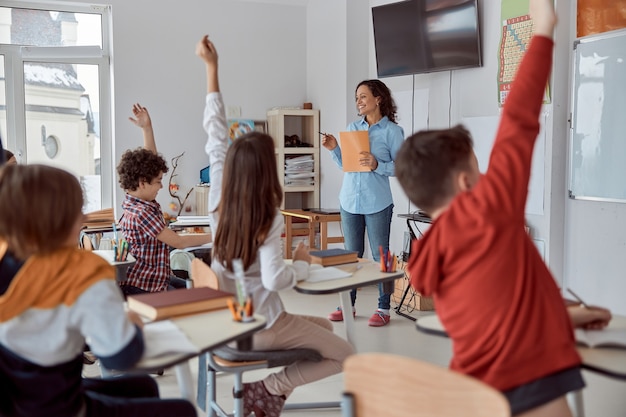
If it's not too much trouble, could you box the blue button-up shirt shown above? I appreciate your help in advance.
[330,116,404,214]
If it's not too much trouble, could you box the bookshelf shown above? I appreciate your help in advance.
[267,108,320,209]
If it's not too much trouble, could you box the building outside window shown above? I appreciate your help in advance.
[0,1,112,212]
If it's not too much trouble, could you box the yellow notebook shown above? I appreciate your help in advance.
[340,131,370,172]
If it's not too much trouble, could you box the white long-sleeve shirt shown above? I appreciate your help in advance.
[203,92,309,326]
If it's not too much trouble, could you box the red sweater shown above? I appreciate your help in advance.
[408,36,580,391]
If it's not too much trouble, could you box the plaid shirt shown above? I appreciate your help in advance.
[119,194,170,292]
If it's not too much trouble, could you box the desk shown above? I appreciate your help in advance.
[281,209,344,258]
[415,314,626,417]
[395,213,432,321]
[168,217,211,231]
[577,315,626,380]
[132,310,266,402]
[93,249,136,282]
[295,261,403,348]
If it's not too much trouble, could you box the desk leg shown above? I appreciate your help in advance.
[339,291,356,349]
[285,216,293,259]
[320,222,328,250]
[309,221,317,250]
[567,390,585,417]
[174,362,196,404]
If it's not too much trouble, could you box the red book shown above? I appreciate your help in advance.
[127,287,233,321]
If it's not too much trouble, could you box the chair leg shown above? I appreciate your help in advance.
[341,392,355,417]
[232,370,245,417]
[207,365,218,417]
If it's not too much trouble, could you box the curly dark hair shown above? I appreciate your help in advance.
[117,148,168,191]
[356,79,398,124]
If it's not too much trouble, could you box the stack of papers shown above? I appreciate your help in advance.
[175,216,211,224]
[285,155,314,186]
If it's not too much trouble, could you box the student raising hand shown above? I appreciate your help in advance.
[529,0,557,39]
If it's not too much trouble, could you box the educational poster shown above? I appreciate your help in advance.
[227,119,255,143]
[498,0,551,106]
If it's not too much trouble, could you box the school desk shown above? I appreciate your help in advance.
[132,310,266,403]
[281,209,344,258]
[415,314,626,417]
[294,260,403,348]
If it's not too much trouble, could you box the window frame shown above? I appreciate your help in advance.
[0,0,114,208]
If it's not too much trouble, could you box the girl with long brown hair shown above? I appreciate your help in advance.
[197,35,353,417]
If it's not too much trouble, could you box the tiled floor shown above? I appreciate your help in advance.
[84,284,626,416]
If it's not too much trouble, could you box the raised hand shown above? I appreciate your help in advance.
[529,0,557,39]
[196,35,220,94]
[128,103,152,129]
[196,34,218,66]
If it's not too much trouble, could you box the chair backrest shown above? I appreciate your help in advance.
[190,258,219,290]
[342,353,510,417]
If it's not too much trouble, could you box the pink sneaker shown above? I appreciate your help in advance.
[368,311,390,327]
[327,307,355,322]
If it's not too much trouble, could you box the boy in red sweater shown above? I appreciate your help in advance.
[396,1,583,416]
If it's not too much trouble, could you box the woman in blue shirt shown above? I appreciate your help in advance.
[322,79,404,327]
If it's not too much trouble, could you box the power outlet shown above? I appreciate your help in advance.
[226,105,241,118]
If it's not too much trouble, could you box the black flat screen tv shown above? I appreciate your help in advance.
[372,0,482,77]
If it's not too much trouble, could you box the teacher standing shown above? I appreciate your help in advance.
[322,79,404,327]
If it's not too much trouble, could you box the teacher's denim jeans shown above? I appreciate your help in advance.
[340,204,394,310]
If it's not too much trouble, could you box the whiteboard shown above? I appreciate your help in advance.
[569,29,626,202]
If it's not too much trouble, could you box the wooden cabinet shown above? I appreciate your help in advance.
[267,108,320,209]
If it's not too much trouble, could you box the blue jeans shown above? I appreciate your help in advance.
[340,204,394,310]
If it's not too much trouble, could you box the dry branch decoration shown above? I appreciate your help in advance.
[168,152,194,217]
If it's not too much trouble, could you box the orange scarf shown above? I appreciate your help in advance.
[0,241,115,321]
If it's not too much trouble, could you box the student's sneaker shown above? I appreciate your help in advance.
[327,307,356,322]
[243,380,285,417]
[368,310,391,327]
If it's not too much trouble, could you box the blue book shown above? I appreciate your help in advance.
[309,249,358,266]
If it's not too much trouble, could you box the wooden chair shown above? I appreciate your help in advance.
[190,259,336,416]
[342,353,510,417]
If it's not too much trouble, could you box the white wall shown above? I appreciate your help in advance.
[50,0,308,218]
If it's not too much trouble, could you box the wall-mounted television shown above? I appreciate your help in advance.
[372,0,482,77]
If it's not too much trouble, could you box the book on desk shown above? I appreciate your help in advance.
[309,248,358,266]
[127,287,233,321]
[575,328,626,349]
[82,208,115,229]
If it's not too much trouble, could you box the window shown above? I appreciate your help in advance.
[0,1,112,213]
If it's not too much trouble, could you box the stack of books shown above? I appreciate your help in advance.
[82,208,115,229]
[284,155,314,187]
[309,248,358,266]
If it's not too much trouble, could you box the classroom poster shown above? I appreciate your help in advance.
[498,0,551,106]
